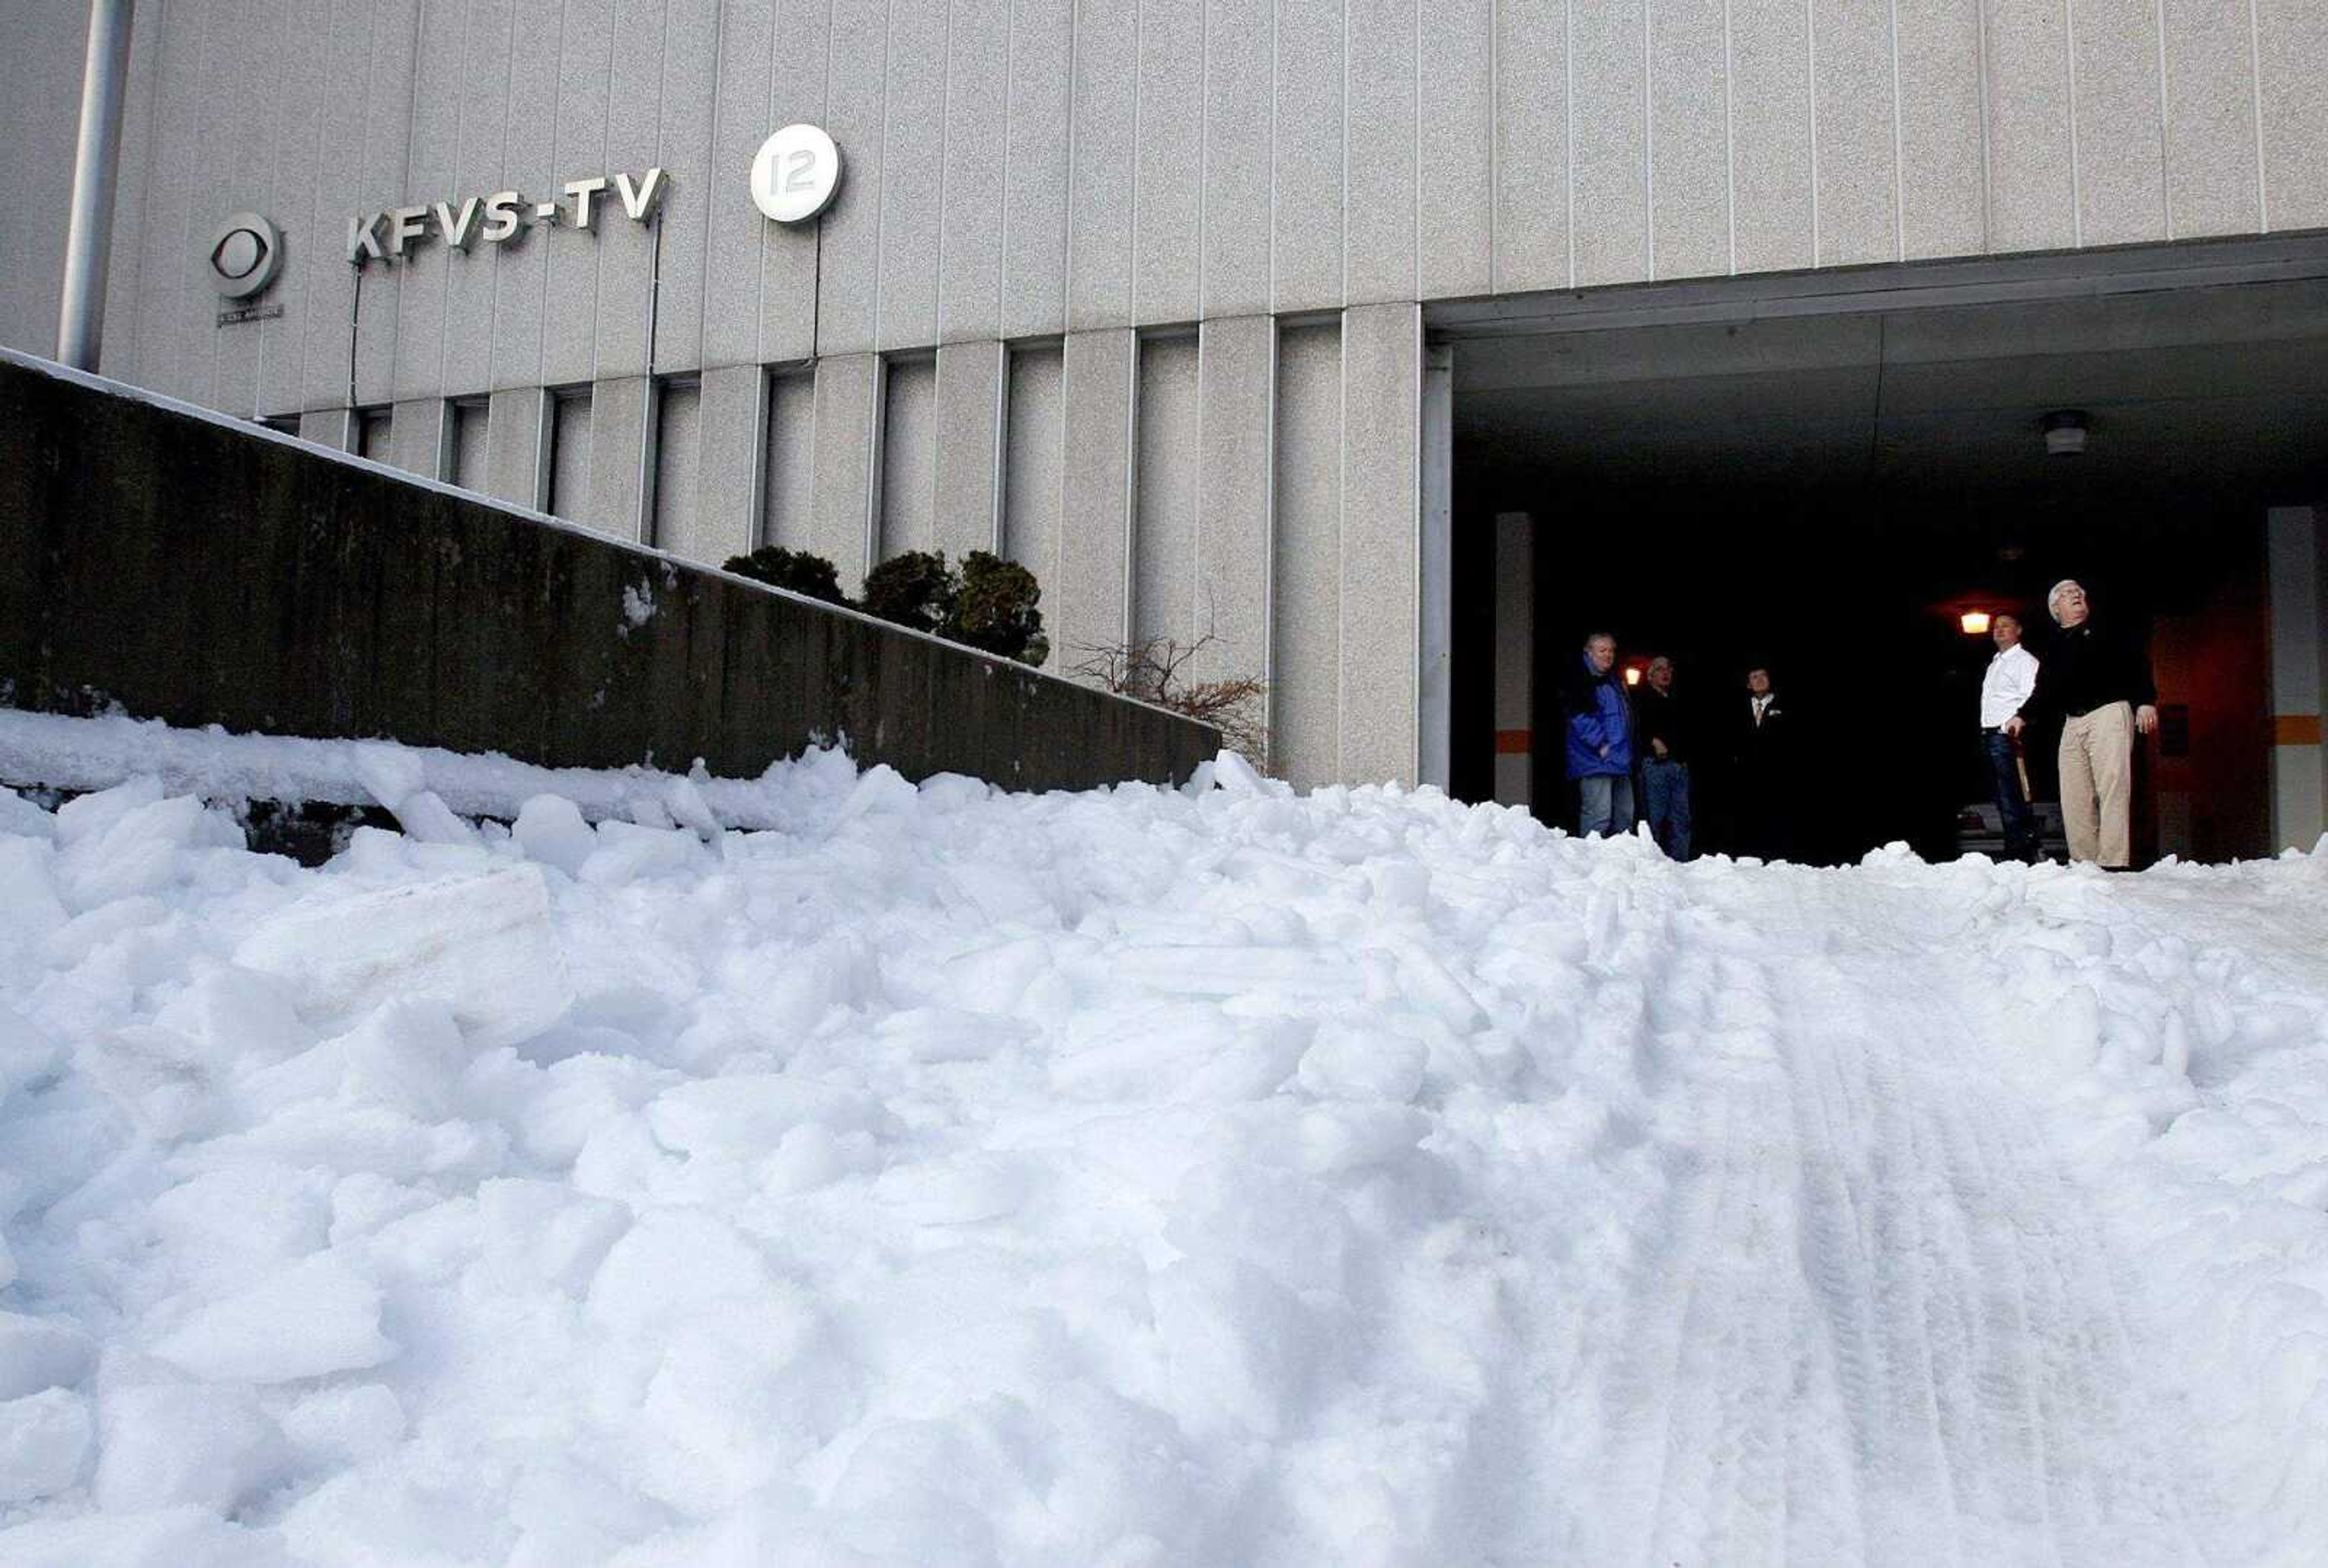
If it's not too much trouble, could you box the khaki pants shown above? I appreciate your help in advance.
[2058,701,2134,867]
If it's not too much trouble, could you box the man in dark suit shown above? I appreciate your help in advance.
[1730,665,1794,861]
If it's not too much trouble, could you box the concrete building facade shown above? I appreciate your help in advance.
[4,0,2325,849]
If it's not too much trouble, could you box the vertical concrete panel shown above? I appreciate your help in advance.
[97,0,157,383]
[1895,0,1986,259]
[584,375,652,540]
[820,0,889,355]
[1194,315,1274,695]
[1810,0,1898,266]
[1059,328,1136,664]
[206,0,278,418]
[441,0,515,398]
[650,0,719,375]
[763,370,819,549]
[1650,0,1733,280]
[1273,319,1341,790]
[353,1,421,409]
[811,352,881,590]
[1345,0,1419,304]
[2255,0,2328,230]
[2161,0,2263,237]
[540,0,615,389]
[387,0,467,407]
[691,364,768,561]
[592,0,667,381]
[548,390,594,518]
[1002,342,1066,633]
[484,385,550,506]
[1201,0,1272,317]
[302,0,380,409]
[1730,0,1815,274]
[880,0,949,350]
[940,0,1011,344]
[388,397,453,478]
[758,0,830,362]
[1493,0,1570,292]
[651,381,706,556]
[1418,0,1493,299]
[1069,0,1138,329]
[451,399,490,487]
[2266,506,2325,849]
[1572,0,1650,286]
[0,0,87,358]
[935,339,1006,559]
[1134,0,1203,324]
[2073,0,2169,245]
[299,407,357,450]
[1984,0,2077,251]
[1339,302,1418,786]
[880,356,940,558]
[492,0,565,391]
[136,4,204,400]
[1002,0,1074,339]
[1133,335,1201,646]
[703,0,774,368]
[1273,0,1345,313]
[256,0,329,413]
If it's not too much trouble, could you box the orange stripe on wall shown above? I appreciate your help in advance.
[1494,729,1531,755]
[2273,714,2323,746]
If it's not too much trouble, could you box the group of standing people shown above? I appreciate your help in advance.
[1559,632,1793,862]
[1560,576,2156,869]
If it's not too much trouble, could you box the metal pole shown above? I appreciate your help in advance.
[57,0,135,372]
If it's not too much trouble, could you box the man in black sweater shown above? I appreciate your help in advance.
[2004,578,2158,868]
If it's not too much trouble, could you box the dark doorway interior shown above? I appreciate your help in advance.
[1525,485,2266,865]
[1444,258,2328,864]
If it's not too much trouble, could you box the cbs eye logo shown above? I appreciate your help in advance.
[207,212,283,299]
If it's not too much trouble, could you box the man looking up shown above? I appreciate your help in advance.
[1977,612,2041,862]
[1562,632,1635,839]
[1636,655,1692,860]
[2005,579,2157,869]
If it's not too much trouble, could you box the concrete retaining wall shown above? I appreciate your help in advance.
[0,352,1218,792]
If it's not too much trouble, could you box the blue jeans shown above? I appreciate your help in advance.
[1984,730,2038,857]
[1642,758,1692,860]
[1577,773,1635,839]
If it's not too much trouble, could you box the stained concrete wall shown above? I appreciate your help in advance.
[0,351,1218,792]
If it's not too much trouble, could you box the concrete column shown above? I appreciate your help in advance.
[690,364,768,565]
[582,376,654,544]
[1194,315,1276,721]
[1059,327,1137,667]
[1493,510,1535,809]
[810,353,881,593]
[296,407,355,452]
[386,398,452,480]
[2266,504,2326,851]
[1339,301,1422,787]
[1419,342,1453,791]
[934,339,1006,561]
[482,387,550,512]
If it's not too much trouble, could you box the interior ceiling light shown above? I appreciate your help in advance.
[1624,666,1642,686]
[1960,610,1993,635]
[2041,409,2089,456]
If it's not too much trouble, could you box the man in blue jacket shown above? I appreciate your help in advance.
[1562,631,1636,838]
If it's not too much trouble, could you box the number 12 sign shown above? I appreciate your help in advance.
[751,125,843,225]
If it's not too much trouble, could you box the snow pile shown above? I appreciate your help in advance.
[0,724,2324,1565]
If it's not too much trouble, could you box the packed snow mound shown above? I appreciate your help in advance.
[1,731,2326,1565]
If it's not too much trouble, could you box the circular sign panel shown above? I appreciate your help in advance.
[751,124,843,225]
[207,212,283,299]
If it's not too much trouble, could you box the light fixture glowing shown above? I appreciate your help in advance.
[2041,409,2089,456]
[1960,610,1992,635]
[1624,667,1642,686]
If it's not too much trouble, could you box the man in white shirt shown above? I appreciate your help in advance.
[1978,612,2042,861]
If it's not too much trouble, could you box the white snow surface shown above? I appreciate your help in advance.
[1,720,2326,1565]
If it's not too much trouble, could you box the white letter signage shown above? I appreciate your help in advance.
[347,168,666,266]
[751,125,841,225]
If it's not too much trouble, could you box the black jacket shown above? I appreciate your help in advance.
[2029,617,2156,720]
[1635,685,1688,762]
